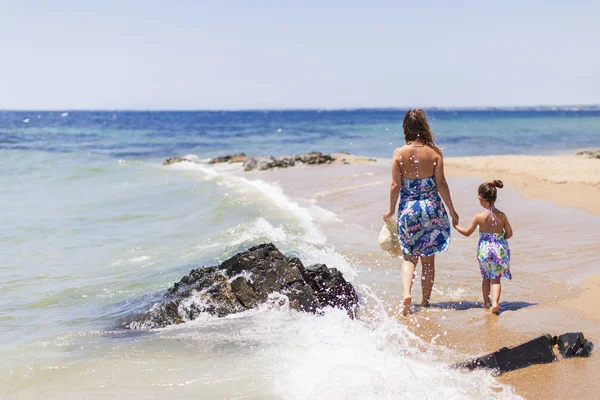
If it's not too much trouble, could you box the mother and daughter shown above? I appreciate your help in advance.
[383,109,513,316]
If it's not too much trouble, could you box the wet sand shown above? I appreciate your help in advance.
[244,155,600,399]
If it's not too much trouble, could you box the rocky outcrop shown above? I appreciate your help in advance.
[209,153,247,164]
[577,150,600,159]
[162,152,341,171]
[163,157,188,165]
[125,243,358,329]
[242,151,334,171]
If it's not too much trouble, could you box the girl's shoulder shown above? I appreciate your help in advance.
[473,210,487,221]
[493,208,508,219]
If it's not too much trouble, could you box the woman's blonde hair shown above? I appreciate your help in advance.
[402,109,442,154]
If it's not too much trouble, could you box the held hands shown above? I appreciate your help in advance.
[450,209,459,227]
[383,210,394,222]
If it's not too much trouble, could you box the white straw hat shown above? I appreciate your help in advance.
[379,216,402,256]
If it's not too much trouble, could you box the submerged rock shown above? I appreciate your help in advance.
[125,243,358,329]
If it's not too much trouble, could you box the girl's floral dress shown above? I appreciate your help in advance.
[477,232,512,279]
[397,176,451,257]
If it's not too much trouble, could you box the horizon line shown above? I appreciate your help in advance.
[2,104,600,113]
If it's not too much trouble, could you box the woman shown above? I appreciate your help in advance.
[383,109,459,316]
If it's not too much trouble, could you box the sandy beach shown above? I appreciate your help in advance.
[445,154,600,215]
[245,152,600,400]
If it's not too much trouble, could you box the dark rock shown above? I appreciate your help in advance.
[295,151,335,165]
[576,150,600,159]
[209,153,247,164]
[458,334,557,374]
[163,157,188,165]
[556,332,594,357]
[164,152,341,171]
[242,152,336,171]
[304,264,359,318]
[243,157,273,171]
[125,243,358,329]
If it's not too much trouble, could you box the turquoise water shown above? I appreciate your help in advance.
[4,109,599,398]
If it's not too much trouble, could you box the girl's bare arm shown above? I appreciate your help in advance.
[503,215,513,239]
[454,215,479,237]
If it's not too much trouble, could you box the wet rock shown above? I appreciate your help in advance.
[556,332,594,357]
[163,157,188,165]
[164,151,343,171]
[242,152,336,171]
[243,157,272,171]
[125,243,358,329]
[576,149,600,159]
[209,153,247,164]
[458,334,557,374]
[295,151,335,165]
[304,264,359,317]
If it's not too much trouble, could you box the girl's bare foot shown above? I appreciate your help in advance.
[483,302,491,310]
[402,296,412,316]
[491,304,500,315]
[420,301,431,308]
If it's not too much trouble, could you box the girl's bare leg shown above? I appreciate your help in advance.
[491,278,501,314]
[482,279,491,309]
[401,256,418,316]
[420,255,435,307]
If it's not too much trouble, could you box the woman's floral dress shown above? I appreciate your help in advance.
[397,176,451,257]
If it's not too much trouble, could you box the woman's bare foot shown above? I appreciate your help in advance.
[483,302,491,310]
[402,296,412,316]
[491,303,500,315]
[420,301,431,308]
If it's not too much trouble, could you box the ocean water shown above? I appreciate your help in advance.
[2,109,600,399]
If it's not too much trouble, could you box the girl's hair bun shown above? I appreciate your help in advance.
[492,180,504,189]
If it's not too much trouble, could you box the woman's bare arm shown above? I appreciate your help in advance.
[434,155,459,225]
[383,149,402,221]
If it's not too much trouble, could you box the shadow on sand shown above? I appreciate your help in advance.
[429,300,537,313]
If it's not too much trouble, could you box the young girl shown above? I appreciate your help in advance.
[453,180,513,315]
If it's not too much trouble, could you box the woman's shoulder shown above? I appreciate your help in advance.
[393,145,410,157]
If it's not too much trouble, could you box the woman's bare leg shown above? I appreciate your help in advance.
[420,255,435,307]
[482,279,491,309]
[491,278,501,314]
[401,255,418,316]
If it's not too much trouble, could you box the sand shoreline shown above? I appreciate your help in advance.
[243,153,600,400]
[445,154,600,215]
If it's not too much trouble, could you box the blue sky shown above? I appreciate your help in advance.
[1,1,598,109]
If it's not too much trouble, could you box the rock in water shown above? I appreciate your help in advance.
[458,334,557,374]
[163,157,188,165]
[556,332,594,357]
[125,243,358,329]
[209,153,247,164]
